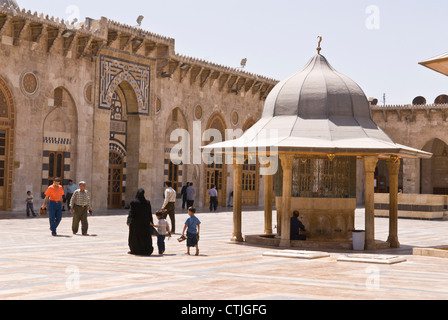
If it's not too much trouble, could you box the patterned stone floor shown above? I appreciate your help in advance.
[0,208,448,300]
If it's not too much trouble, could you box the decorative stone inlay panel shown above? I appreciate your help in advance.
[84,82,93,104]
[99,55,151,115]
[20,72,39,96]
[231,111,239,126]
[194,105,202,120]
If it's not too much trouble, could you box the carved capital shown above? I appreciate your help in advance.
[363,155,378,173]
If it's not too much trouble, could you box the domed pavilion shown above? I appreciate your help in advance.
[203,40,431,250]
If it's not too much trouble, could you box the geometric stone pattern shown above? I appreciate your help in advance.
[99,55,151,115]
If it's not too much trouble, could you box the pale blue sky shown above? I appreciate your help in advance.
[18,0,448,105]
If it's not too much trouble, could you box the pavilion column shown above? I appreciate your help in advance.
[261,155,274,234]
[279,154,294,247]
[364,155,378,250]
[264,171,274,235]
[386,156,401,248]
[231,160,244,242]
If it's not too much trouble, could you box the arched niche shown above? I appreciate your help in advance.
[421,138,448,194]
[0,76,15,210]
[42,87,78,195]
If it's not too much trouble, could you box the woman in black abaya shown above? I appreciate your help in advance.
[127,189,154,256]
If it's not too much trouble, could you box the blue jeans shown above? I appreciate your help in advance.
[26,203,36,217]
[49,201,62,235]
[157,235,166,254]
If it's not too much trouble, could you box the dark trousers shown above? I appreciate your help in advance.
[157,235,166,254]
[209,196,218,212]
[49,201,62,235]
[163,202,176,233]
[26,203,36,217]
[65,193,73,209]
[186,200,194,209]
[72,205,89,235]
[182,196,187,209]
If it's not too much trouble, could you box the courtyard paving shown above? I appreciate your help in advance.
[0,207,447,300]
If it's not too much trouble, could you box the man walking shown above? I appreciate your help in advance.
[186,182,196,209]
[42,178,65,236]
[161,181,177,234]
[181,182,189,210]
[208,185,218,212]
[64,179,78,212]
[70,181,92,236]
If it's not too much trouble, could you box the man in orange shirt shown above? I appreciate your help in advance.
[42,178,65,236]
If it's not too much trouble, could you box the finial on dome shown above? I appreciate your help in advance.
[317,35,322,54]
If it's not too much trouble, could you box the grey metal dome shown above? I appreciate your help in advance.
[0,0,19,9]
[203,51,431,159]
[263,54,372,120]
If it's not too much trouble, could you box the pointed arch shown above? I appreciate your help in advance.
[421,138,448,195]
[0,76,15,210]
[242,117,259,206]
[165,107,189,194]
[42,87,78,194]
[203,112,228,207]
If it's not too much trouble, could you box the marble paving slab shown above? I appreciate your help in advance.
[337,254,407,264]
[263,250,331,260]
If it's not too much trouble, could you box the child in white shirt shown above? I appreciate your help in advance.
[153,211,171,255]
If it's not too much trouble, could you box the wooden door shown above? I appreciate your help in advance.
[242,159,259,206]
[205,162,225,207]
[108,152,123,209]
[0,129,7,210]
[48,151,64,185]
[168,161,179,194]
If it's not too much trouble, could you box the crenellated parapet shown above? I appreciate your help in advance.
[371,103,448,122]
[161,54,278,100]
[0,4,278,100]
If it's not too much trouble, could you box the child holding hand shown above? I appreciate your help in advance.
[153,211,171,255]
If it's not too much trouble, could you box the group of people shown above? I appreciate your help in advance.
[37,178,306,256]
[181,182,219,213]
[127,185,201,257]
[40,178,92,237]
[38,179,201,257]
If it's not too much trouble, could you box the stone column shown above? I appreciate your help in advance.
[231,160,243,242]
[279,154,295,247]
[387,156,401,248]
[264,171,274,235]
[364,155,378,250]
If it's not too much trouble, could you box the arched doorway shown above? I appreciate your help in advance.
[0,77,15,210]
[42,87,77,195]
[164,108,188,195]
[421,138,448,194]
[107,81,140,208]
[204,113,227,208]
[108,151,124,209]
[242,119,259,206]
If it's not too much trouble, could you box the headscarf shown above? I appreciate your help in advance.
[136,189,146,202]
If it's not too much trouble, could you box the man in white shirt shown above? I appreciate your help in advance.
[161,181,177,233]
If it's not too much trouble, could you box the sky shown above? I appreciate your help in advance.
[17,0,448,105]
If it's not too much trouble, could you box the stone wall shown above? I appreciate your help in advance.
[0,7,278,211]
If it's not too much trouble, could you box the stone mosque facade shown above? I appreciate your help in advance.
[0,0,447,212]
[0,1,277,211]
